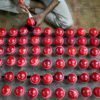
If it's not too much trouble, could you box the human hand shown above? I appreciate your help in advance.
[33,13,46,26]
[18,0,30,13]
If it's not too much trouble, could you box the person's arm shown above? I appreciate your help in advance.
[33,0,60,26]
[43,0,59,16]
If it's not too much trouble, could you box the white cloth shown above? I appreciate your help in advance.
[36,0,73,29]
[0,0,19,13]
[58,0,64,2]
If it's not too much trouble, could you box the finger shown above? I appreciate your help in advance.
[35,22,39,26]
[21,9,27,13]
[22,8,29,13]
[25,5,30,9]
[20,4,28,11]
[36,21,41,26]
[32,14,37,17]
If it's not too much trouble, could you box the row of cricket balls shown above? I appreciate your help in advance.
[1,71,100,83]
[0,45,100,56]
[1,36,100,47]
[0,35,100,46]
[0,56,100,69]
[0,84,100,99]
[0,27,100,47]
[0,26,100,37]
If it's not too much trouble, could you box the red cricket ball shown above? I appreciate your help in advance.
[78,46,88,56]
[30,56,40,66]
[77,37,87,45]
[55,46,65,55]
[42,59,52,70]
[66,28,75,37]
[79,72,90,82]
[43,36,53,45]
[41,88,52,98]
[0,58,3,66]
[28,87,38,98]
[0,37,4,45]
[16,70,27,81]
[90,37,99,46]
[44,27,52,35]
[89,28,99,37]
[30,73,41,84]
[42,73,53,84]
[6,56,16,67]
[68,88,79,99]
[90,72,100,82]
[9,27,18,36]
[67,58,77,68]
[81,87,92,97]
[14,86,25,97]
[79,59,89,69]
[1,85,12,96]
[26,17,36,26]
[4,71,14,82]
[32,46,41,55]
[19,27,28,36]
[33,26,42,36]
[30,36,40,45]
[67,46,77,56]
[55,87,65,99]
[66,37,75,45]
[17,57,27,67]
[90,59,100,69]
[55,58,65,69]
[55,28,64,36]
[93,87,100,97]
[18,0,24,4]
[0,47,4,55]
[18,46,28,55]
[6,45,16,55]
[7,37,17,45]
[43,46,52,56]
[67,73,77,84]
[18,36,28,45]
[0,28,7,37]
[54,36,64,45]
[90,47,99,56]
[54,71,64,82]
[77,28,86,36]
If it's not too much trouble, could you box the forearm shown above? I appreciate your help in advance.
[43,0,59,15]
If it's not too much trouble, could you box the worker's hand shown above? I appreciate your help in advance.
[33,13,46,26]
[18,0,30,13]
[19,4,29,13]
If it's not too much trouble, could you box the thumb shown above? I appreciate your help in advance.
[36,20,42,26]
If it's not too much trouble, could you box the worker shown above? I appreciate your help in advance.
[0,0,74,29]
